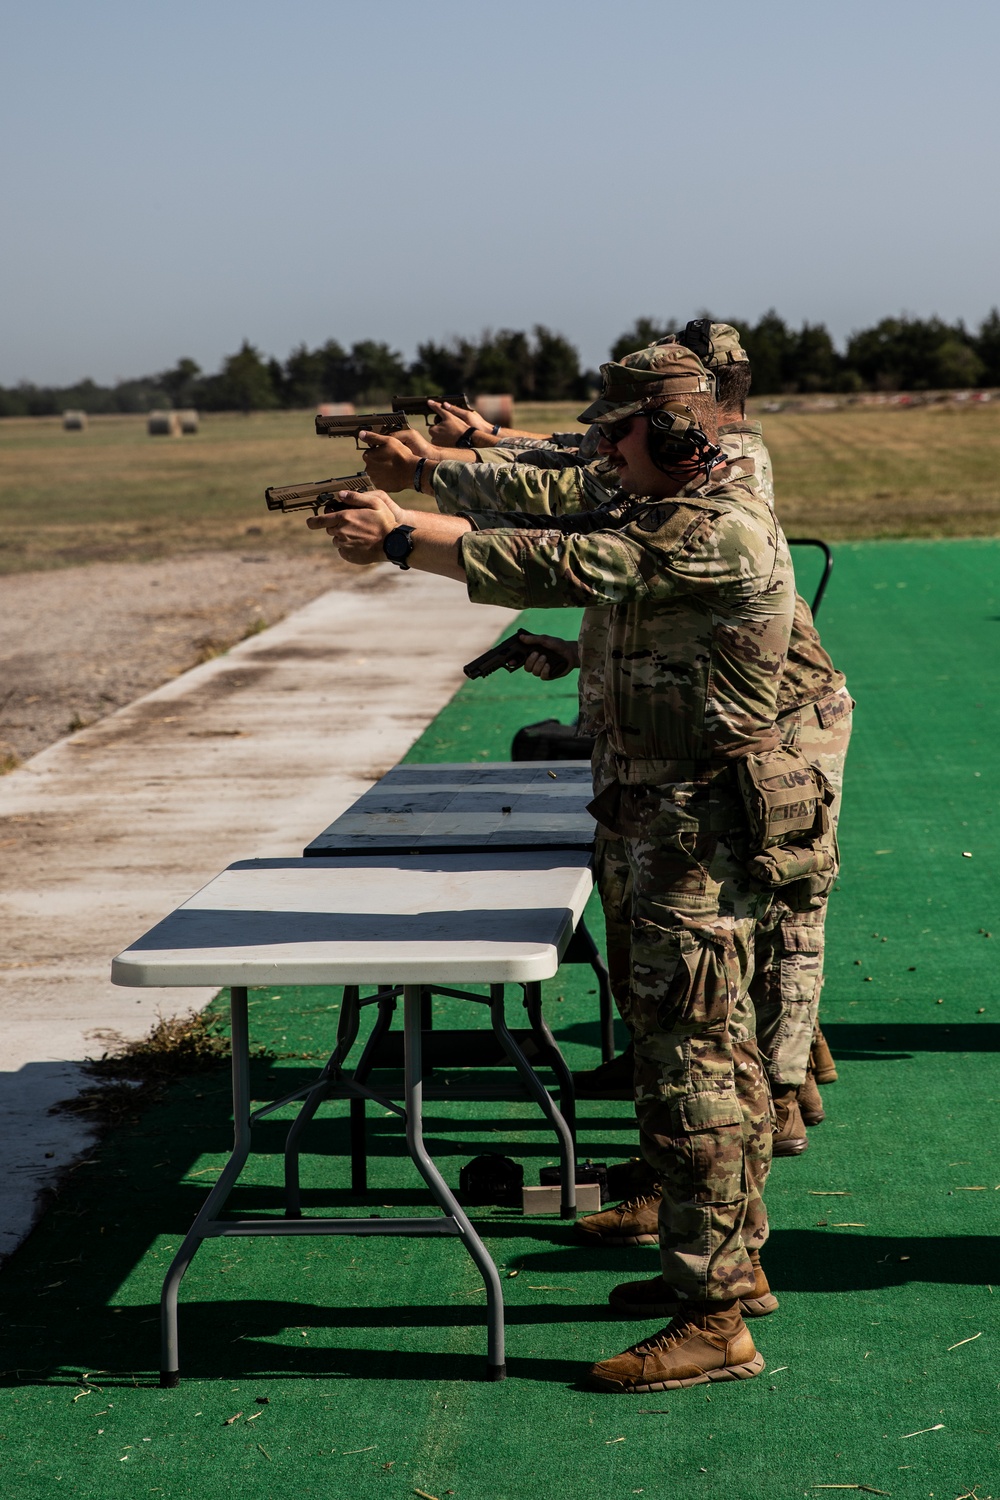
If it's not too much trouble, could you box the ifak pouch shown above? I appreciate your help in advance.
[736,747,824,853]
[736,747,838,895]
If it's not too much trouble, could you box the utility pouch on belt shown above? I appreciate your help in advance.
[736,748,836,892]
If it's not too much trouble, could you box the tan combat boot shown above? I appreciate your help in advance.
[572,1042,635,1100]
[772,1090,808,1156]
[574,1187,661,1246]
[810,1027,838,1084]
[589,1301,765,1392]
[797,1069,826,1126]
[608,1249,778,1320]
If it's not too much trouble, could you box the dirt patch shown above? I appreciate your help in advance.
[0,549,346,765]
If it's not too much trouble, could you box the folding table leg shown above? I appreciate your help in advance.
[495,987,577,1218]
[160,985,252,1388]
[283,986,362,1217]
[402,985,506,1380]
[574,917,616,1063]
[349,991,397,1192]
[522,981,577,1142]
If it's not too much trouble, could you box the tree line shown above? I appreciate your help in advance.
[4,311,1000,418]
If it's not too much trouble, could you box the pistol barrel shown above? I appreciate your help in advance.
[392,392,473,418]
[315,411,409,439]
[265,473,375,514]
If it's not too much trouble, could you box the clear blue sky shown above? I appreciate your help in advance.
[1,0,997,386]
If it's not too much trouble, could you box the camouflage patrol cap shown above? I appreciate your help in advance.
[578,343,714,424]
[657,320,750,368]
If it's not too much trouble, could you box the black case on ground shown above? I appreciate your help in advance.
[510,718,595,762]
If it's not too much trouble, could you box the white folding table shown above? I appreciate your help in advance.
[304,761,615,1082]
[111,850,594,1385]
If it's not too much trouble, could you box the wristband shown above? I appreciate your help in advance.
[491,423,501,436]
[413,457,426,494]
[455,425,478,449]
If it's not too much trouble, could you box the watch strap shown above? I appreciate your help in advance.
[383,524,416,569]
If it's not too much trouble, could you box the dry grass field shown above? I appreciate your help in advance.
[0,405,578,575]
[759,399,1000,538]
[2,399,999,575]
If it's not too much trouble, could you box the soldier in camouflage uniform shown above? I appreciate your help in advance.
[404,324,852,1162]
[310,344,794,1391]
[693,325,851,1153]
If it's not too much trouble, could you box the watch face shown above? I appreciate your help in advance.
[385,525,415,563]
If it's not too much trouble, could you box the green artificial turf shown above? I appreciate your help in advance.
[1,543,998,1498]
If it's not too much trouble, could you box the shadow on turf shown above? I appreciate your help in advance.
[558,1020,1000,1060]
[824,1022,999,1057]
[2,1298,593,1387]
[511,1229,998,1293]
[4,1229,995,1390]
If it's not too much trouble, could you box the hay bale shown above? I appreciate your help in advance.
[62,410,88,431]
[474,393,514,428]
[177,409,199,434]
[317,402,356,417]
[147,410,181,436]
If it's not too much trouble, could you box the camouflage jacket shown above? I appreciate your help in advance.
[452,426,845,735]
[431,455,618,516]
[460,469,794,769]
[781,595,846,717]
[718,423,846,715]
[719,420,774,504]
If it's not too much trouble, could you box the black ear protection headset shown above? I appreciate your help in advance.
[646,403,722,483]
[677,317,713,363]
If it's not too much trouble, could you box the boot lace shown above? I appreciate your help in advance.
[617,1190,661,1215]
[629,1316,694,1356]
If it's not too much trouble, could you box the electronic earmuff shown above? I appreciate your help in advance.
[677,318,713,363]
[646,405,722,481]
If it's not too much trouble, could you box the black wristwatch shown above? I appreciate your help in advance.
[383,524,416,569]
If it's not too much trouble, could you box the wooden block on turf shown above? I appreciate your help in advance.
[522,1182,602,1216]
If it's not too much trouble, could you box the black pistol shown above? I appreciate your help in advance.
[463,629,569,680]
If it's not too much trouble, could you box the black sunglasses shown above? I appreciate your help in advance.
[596,414,638,444]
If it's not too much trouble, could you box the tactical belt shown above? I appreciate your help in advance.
[611,754,733,786]
[777,684,853,731]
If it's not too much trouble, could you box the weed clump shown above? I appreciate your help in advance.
[54,1008,272,1125]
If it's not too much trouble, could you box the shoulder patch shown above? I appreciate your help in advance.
[634,501,679,533]
[630,498,723,543]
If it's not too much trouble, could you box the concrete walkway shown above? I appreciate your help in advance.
[0,566,515,1262]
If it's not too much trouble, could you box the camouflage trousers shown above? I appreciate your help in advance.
[597,773,774,1303]
[594,830,633,1029]
[751,690,853,1088]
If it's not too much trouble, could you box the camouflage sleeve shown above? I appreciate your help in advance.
[469,446,525,467]
[460,527,643,609]
[486,431,586,453]
[506,427,601,469]
[460,495,782,612]
[473,443,586,469]
[512,448,586,470]
[500,435,553,450]
[431,460,590,517]
[459,508,534,532]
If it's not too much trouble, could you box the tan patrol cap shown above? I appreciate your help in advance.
[578,343,714,424]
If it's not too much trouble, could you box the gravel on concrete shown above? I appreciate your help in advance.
[0,550,343,765]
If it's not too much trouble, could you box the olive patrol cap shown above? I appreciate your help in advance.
[578,343,714,424]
